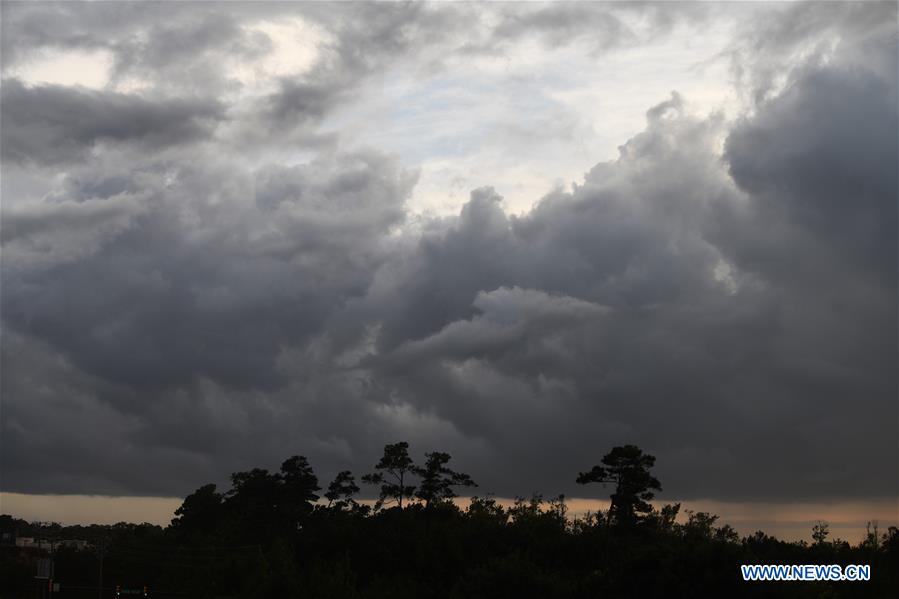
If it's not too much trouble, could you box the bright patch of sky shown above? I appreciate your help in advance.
[228,17,331,93]
[5,47,114,89]
[328,17,741,216]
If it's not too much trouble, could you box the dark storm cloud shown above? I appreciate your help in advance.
[0,2,895,503]
[2,150,416,390]
[724,64,897,279]
[1,146,420,495]
[0,79,224,165]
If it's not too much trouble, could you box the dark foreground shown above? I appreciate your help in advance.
[4,502,898,599]
[2,445,896,598]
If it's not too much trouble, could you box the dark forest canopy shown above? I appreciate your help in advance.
[2,443,897,598]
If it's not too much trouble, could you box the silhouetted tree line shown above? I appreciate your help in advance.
[2,444,897,598]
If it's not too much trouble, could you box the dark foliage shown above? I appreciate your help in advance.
[415,451,477,506]
[325,470,362,510]
[362,442,417,510]
[577,444,661,526]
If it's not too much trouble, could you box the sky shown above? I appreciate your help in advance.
[0,1,897,539]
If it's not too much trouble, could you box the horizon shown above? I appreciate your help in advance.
[3,492,897,545]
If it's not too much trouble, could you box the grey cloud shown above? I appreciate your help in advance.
[0,79,224,165]
[489,3,637,52]
[366,95,731,354]
[259,80,346,136]
[0,1,115,67]
[476,1,709,55]
[1,2,269,92]
[726,0,898,104]
[107,13,270,94]
[374,287,610,376]
[2,150,416,396]
[1,193,147,268]
[724,63,897,280]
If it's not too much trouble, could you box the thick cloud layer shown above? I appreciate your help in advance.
[1,2,896,502]
[1,79,224,165]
